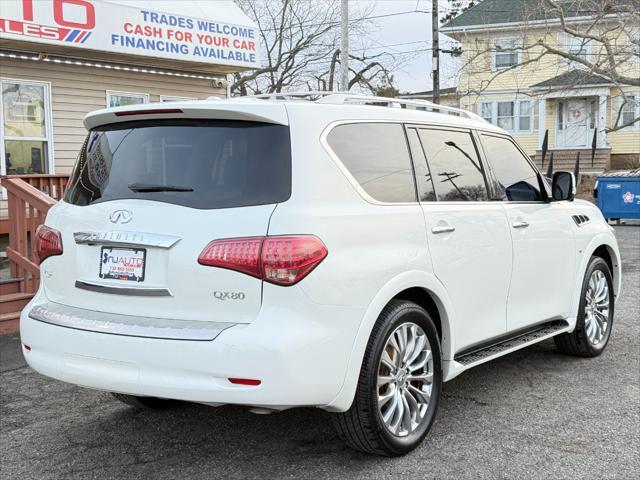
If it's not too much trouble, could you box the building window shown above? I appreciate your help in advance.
[613,94,640,129]
[518,100,532,131]
[106,91,148,108]
[160,95,198,102]
[494,38,520,69]
[1,79,52,175]
[478,100,533,133]
[480,102,493,123]
[497,101,515,130]
[563,33,590,64]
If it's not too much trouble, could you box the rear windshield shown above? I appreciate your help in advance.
[64,119,291,209]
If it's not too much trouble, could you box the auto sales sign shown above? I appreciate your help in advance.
[0,0,260,69]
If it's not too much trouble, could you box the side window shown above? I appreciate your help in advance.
[417,129,488,201]
[406,128,436,201]
[481,134,543,202]
[326,123,416,203]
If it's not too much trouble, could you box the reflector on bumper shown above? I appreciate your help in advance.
[28,303,235,341]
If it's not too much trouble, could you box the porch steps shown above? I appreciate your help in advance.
[0,278,21,295]
[0,312,20,335]
[0,280,32,334]
[533,148,611,173]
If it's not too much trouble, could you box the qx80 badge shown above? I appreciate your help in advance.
[213,291,246,301]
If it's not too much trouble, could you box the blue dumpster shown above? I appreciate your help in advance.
[594,169,640,220]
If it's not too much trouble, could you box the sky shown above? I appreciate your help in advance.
[353,0,461,93]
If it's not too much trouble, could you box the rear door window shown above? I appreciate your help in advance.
[417,129,489,201]
[64,119,292,209]
[326,123,417,203]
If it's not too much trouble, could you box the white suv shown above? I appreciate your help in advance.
[21,93,621,456]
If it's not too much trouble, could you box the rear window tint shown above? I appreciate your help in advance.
[64,119,291,209]
[326,123,417,203]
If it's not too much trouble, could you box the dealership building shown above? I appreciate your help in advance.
[0,0,258,185]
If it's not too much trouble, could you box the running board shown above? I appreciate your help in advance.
[454,320,569,366]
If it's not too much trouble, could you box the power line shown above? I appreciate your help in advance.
[258,9,432,32]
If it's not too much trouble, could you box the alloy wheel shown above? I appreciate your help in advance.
[377,322,434,437]
[584,270,610,346]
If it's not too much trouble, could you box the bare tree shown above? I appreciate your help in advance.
[441,0,478,26]
[449,0,640,131]
[231,0,400,96]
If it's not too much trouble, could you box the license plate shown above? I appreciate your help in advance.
[99,247,146,282]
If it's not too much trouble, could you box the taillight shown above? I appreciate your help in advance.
[35,225,63,261]
[261,236,328,286]
[198,237,263,278]
[198,235,327,286]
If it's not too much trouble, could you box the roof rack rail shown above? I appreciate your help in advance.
[245,91,486,122]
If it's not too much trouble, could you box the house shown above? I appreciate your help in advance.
[439,0,640,172]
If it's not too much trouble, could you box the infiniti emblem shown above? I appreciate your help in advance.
[109,209,133,224]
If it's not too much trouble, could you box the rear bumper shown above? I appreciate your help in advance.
[20,287,365,411]
[28,302,234,341]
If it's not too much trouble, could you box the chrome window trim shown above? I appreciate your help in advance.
[74,231,181,249]
[75,280,172,297]
[29,302,235,341]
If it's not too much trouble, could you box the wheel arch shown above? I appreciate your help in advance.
[324,271,454,412]
[570,234,622,323]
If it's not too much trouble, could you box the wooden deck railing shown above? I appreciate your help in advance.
[1,175,70,294]
[10,174,70,201]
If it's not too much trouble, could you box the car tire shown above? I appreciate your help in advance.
[111,393,179,409]
[554,256,614,357]
[332,300,442,456]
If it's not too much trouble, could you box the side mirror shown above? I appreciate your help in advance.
[551,171,576,202]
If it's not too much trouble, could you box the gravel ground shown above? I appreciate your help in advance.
[1,226,638,480]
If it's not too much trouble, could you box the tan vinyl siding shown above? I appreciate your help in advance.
[608,87,640,155]
[1,57,225,174]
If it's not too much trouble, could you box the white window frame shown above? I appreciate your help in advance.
[477,99,533,134]
[106,90,149,108]
[492,37,521,71]
[612,93,640,130]
[0,77,55,178]
[160,95,198,102]
[560,32,591,67]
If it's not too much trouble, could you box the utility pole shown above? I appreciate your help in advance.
[341,0,349,91]
[431,0,440,104]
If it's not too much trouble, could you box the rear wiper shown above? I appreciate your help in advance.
[128,182,193,192]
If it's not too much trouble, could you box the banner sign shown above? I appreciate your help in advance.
[0,0,260,69]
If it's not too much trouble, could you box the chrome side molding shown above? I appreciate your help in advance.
[74,231,181,249]
[75,280,172,297]
[29,302,235,341]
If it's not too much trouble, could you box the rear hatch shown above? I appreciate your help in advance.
[43,116,291,324]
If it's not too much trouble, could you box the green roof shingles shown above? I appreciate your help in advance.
[441,0,640,30]
[531,70,613,88]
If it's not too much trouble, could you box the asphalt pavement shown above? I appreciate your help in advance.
[1,226,638,479]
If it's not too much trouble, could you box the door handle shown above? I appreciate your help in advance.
[432,226,456,234]
[512,220,530,229]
